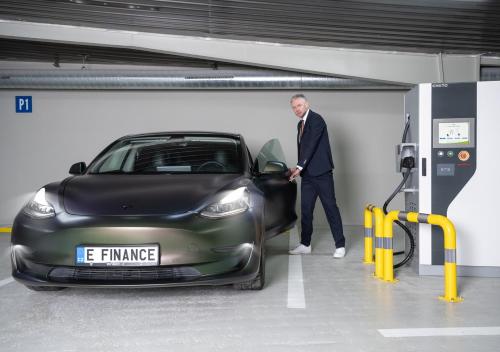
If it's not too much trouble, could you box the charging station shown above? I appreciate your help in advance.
[402,81,500,277]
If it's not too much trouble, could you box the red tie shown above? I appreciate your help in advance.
[300,120,305,139]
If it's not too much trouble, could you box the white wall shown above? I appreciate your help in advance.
[0,89,405,226]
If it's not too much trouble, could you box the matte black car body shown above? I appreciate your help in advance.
[11,132,297,290]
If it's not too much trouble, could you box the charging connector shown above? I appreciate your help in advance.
[396,143,417,173]
[401,156,415,169]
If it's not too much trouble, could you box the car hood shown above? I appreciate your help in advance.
[62,174,245,216]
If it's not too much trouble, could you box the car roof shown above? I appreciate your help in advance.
[121,131,242,140]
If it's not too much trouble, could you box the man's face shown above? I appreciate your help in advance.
[291,98,309,118]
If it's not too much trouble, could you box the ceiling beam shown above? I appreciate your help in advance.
[481,56,500,67]
[0,20,481,85]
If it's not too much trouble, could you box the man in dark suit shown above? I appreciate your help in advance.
[288,94,346,258]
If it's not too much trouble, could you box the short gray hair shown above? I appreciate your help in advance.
[290,93,308,103]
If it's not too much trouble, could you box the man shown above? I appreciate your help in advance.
[288,94,346,258]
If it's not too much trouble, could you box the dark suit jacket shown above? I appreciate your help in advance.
[297,110,334,176]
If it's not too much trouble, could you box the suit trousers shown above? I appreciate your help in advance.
[300,171,345,248]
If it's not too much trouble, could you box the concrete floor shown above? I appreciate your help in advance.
[1,226,500,352]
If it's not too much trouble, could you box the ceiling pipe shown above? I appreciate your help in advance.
[0,69,410,90]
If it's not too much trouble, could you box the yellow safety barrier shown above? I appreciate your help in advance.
[386,210,463,303]
[382,211,399,283]
[373,207,385,280]
[363,205,374,264]
[0,227,12,233]
[363,205,385,279]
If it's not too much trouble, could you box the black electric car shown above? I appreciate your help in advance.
[11,132,297,291]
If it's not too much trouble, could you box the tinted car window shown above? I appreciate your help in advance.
[256,138,287,173]
[88,136,242,174]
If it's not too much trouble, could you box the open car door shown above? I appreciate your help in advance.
[254,139,297,239]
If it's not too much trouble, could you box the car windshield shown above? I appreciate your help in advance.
[88,135,243,174]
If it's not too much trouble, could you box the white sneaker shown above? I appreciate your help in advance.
[333,247,346,258]
[289,244,311,255]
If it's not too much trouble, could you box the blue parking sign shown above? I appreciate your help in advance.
[15,96,32,113]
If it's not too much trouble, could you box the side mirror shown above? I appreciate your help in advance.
[69,162,87,175]
[262,161,287,174]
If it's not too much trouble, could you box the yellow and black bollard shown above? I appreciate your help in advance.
[387,211,463,302]
[362,205,462,302]
[382,210,398,282]
[426,213,462,302]
[373,207,385,280]
[363,205,385,279]
[363,205,374,264]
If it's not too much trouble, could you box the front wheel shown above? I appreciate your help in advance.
[234,245,266,290]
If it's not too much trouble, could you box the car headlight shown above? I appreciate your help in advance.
[200,187,249,218]
[23,188,55,219]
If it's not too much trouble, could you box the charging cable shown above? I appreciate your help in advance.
[383,114,416,269]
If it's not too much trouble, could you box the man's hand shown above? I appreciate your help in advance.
[288,167,301,181]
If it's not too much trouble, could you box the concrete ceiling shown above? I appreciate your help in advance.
[1,0,500,54]
[1,0,499,84]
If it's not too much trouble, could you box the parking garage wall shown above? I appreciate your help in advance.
[0,90,404,227]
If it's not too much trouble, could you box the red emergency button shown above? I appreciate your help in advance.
[458,150,470,161]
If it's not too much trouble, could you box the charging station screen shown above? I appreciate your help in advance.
[438,122,470,145]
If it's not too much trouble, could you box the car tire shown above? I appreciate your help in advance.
[25,285,66,292]
[234,245,266,290]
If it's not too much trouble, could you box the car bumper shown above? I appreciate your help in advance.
[11,210,263,287]
[11,246,260,288]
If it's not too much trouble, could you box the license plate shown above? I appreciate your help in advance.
[76,245,159,266]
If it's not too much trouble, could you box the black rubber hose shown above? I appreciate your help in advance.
[383,171,410,214]
[386,171,408,255]
[401,113,411,143]
[383,113,416,269]
[382,171,416,269]
[393,222,415,269]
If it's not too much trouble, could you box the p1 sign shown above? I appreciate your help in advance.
[15,96,32,113]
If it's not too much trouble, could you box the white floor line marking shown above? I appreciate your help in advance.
[287,227,306,309]
[0,277,14,288]
[378,327,500,337]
